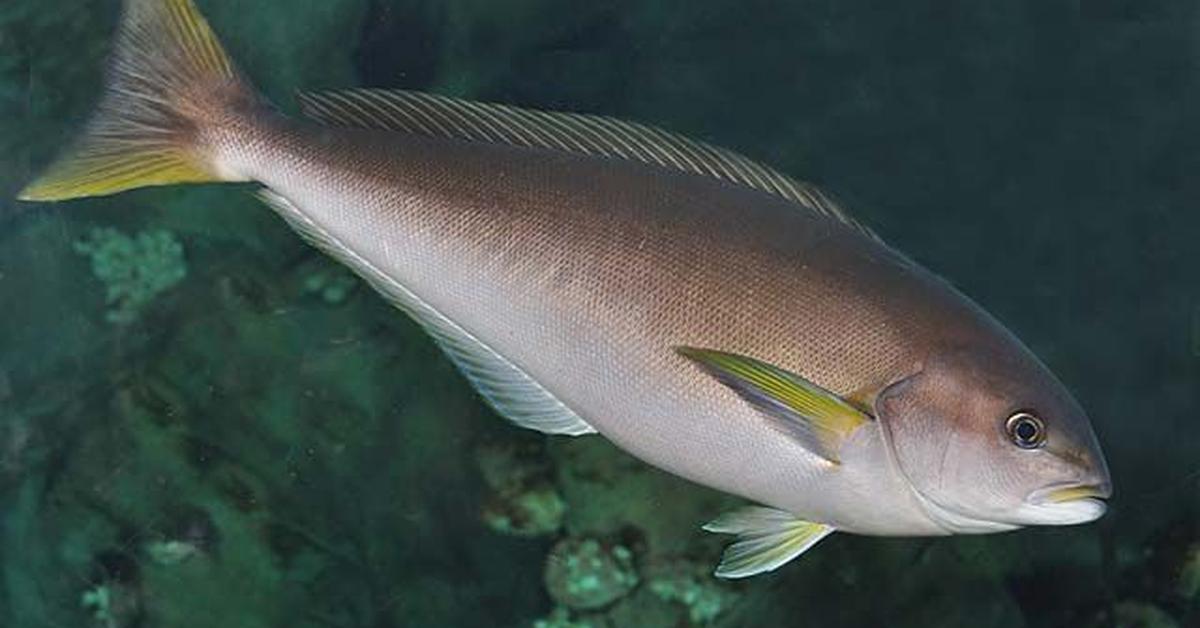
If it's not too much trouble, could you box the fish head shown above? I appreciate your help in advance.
[874,346,1110,533]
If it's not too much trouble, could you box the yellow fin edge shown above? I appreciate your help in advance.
[19,151,214,201]
[18,0,243,203]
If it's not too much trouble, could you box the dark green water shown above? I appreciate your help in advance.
[1,1,1197,626]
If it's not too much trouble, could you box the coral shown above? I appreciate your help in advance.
[73,227,186,324]
[648,572,739,625]
[544,537,639,611]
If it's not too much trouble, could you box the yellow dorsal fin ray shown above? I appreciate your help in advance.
[677,346,870,464]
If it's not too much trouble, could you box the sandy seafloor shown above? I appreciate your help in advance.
[0,1,1197,627]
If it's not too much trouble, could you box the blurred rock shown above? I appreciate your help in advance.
[482,481,566,538]
[531,605,613,628]
[1113,601,1180,628]
[647,561,740,626]
[1178,543,1200,601]
[478,439,566,537]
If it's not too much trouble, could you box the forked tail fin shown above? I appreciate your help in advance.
[19,0,258,201]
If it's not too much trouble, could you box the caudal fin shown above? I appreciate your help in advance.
[19,0,257,201]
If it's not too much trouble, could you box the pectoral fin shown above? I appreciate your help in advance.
[677,347,871,463]
[703,506,835,578]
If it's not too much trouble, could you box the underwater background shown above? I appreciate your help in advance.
[1,0,1197,626]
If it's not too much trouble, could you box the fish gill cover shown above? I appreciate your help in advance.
[0,1,1197,627]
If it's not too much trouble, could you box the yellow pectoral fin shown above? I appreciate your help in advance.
[677,346,871,463]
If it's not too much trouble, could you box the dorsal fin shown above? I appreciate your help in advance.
[295,88,879,241]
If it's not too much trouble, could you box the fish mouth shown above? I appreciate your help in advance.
[1031,482,1112,505]
[1023,482,1111,525]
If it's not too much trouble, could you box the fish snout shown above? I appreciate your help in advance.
[1045,443,1112,503]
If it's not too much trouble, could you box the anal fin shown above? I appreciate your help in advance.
[703,506,835,578]
[258,190,596,436]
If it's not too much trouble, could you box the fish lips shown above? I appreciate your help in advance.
[1023,482,1111,525]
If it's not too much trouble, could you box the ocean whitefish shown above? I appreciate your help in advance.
[19,0,1111,578]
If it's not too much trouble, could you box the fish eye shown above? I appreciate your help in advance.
[1005,411,1046,449]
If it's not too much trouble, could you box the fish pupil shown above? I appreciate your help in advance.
[1006,411,1045,448]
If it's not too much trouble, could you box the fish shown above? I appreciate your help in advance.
[19,0,1111,578]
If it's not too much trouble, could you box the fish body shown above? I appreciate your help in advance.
[20,0,1111,577]
[238,118,937,534]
